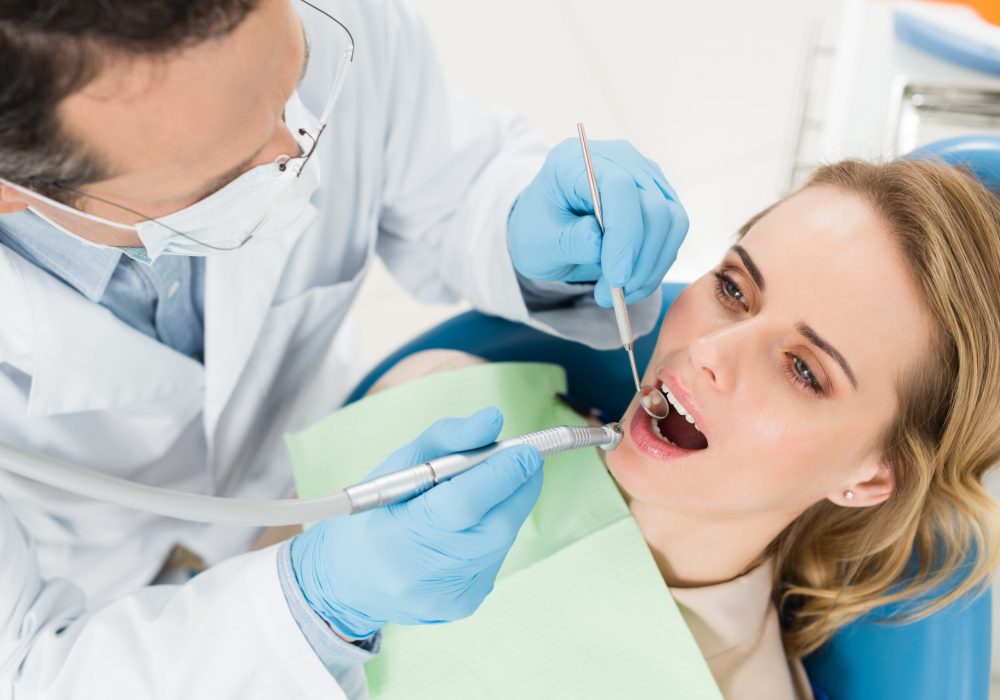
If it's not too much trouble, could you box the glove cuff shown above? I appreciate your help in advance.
[289,530,386,640]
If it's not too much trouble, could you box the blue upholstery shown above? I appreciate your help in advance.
[908,134,1000,193]
[347,136,1000,698]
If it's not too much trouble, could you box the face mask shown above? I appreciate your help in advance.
[3,92,322,265]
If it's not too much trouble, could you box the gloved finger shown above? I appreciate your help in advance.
[415,558,507,624]
[429,464,544,564]
[621,198,689,304]
[553,215,602,266]
[417,444,543,532]
[621,187,674,296]
[660,197,690,270]
[639,156,681,202]
[596,166,643,288]
[471,465,544,553]
[593,277,613,308]
[625,202,688,304]
[564,263,602,283]
[592,142,679,203]
[453,559,506,620]
[369,407,503,477]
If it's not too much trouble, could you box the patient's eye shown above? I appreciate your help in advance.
[785,353,824,396]
[712,269,825,397]
[713,271,748,311]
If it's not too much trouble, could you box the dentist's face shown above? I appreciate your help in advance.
[605,185,935,522]
[0,0,306,245]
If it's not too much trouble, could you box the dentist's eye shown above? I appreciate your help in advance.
[713,272,749,310]
[785,353,824,396]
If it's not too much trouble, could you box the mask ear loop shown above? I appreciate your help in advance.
[28,151,304,253]
[0,179,138,233]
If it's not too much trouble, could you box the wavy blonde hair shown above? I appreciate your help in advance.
[751,159,1000,657]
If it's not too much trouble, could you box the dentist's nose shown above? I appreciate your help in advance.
[257,122,302,169]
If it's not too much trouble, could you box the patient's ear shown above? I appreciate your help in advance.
[828,454,894,507]
[0,185,29,215]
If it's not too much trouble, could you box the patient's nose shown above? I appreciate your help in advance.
[689,326,743,394]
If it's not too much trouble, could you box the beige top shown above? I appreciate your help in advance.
[672,560,814,700]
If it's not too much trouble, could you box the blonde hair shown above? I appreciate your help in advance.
[754,159,1000,657]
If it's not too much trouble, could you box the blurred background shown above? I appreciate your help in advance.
[347,0,1000,365]
[344,0,1000,689]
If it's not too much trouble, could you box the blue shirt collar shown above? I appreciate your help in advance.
[0,210,122,302]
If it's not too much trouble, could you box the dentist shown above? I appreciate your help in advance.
[0,0,687,697]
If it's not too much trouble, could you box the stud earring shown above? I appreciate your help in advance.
[844,490,856,501]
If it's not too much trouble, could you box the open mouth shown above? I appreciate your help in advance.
[650,387,709,451]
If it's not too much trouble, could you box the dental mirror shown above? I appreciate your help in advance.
[639,384,670,420]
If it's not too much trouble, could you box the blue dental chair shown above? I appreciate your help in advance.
[348,136,1000,699]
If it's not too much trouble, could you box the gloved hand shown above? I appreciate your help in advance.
[289,407,543,640]
[508,138,689,307]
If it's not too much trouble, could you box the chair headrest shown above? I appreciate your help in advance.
[906,135,1000,196]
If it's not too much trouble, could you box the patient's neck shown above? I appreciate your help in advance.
[626,497,795,588]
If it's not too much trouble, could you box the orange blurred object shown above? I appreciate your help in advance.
[932,0,1000,26]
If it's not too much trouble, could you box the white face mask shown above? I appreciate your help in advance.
[3,92,322,265]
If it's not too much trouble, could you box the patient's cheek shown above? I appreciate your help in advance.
[656,287,699,349]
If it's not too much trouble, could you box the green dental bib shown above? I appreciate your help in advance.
[287,362,721,699]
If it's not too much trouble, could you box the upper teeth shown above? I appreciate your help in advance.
[662,384,698,428]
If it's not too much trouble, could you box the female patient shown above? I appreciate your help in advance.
[607,157,1000,693]
[370,158,1000,697]
[290,161,1000,699]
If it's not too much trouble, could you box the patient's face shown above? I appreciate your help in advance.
[605,185,934,522]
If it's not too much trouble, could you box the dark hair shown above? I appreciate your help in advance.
[0,0,261,202]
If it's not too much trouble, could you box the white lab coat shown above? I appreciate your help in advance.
[0,0,660,697]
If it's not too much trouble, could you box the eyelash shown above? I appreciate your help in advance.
[712,271,824,396]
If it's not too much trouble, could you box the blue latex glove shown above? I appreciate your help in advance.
[508,138,689,307]
[289,407,543,640]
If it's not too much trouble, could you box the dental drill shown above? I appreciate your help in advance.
[0,423,623,526]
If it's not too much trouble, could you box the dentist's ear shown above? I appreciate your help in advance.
[0,185,30,215]
[830,455,895,507]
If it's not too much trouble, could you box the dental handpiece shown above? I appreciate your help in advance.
[343,422,624,514]
[0,424,623,526]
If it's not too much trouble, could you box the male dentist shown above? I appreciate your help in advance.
[0,0,687,697]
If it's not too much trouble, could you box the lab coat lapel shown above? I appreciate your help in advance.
[0,248,204,417]
[201,217,311,438]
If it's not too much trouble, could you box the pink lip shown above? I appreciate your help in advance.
[628,403,701,461]
[656,369,710,442]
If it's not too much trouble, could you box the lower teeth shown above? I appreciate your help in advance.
[650,417,677,446]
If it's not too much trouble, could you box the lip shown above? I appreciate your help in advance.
[656,369,710,442]
[628,404,702,461]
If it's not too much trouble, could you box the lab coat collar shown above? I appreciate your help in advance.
[0,246,204,417]
[201,207,316,434]
[0,205,313,420]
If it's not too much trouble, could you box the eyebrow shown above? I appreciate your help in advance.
[729,244,859,390]
[796,323,858,389]
[732,245,764,291]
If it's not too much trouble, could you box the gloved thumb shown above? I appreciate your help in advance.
[366,407,504,478]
